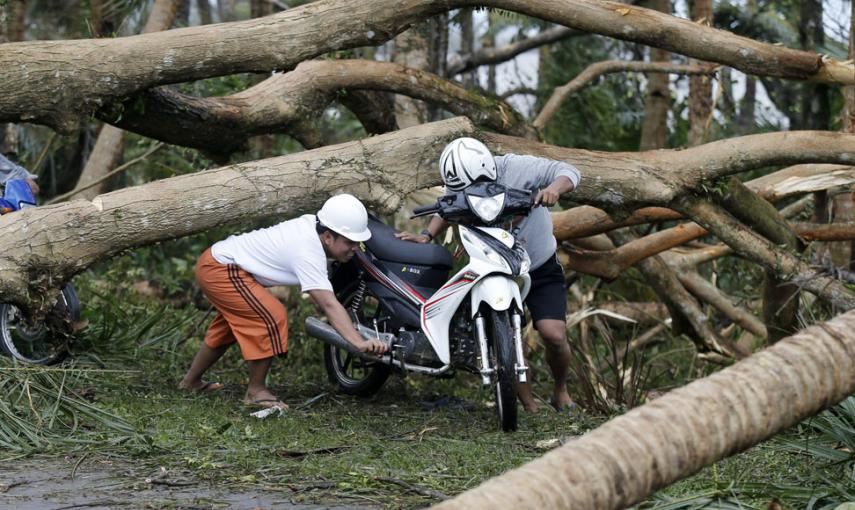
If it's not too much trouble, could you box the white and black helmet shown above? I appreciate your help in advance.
[439,137,497,191]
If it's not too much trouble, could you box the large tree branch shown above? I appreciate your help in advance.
[746,164,855,202]
[533,60,717,130]
[676,269,768,338]
[563,222,707,280]
[0,118,465,309]
[795,222,855,241]
[6,117,855,309]
[488,130,855,210]
[3,0,853,131]
[551,163,855,242]
[560,203,854,282]
[719,177,803,342]
[607,229,747,359]
[101,59,533,159]
[553,206,680,240]
[676,197,855,310]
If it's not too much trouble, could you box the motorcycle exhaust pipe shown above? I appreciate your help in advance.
[304,317,375,360]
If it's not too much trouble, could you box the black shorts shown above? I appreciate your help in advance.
[524,254,567,324]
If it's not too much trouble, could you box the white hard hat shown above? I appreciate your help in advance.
[439,137,497,191]
[317,194,372,242]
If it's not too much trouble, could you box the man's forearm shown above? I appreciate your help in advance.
[325,300,367,347]
[551,175,575,194]
[310,290,369,347]
[427,215,449,239]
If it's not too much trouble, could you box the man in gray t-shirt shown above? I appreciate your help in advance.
[0,154,39,194]
[398,137,581,413]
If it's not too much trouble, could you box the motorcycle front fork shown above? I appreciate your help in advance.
[473,309,528,385]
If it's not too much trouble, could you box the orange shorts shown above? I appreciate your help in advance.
[195,248,288,360]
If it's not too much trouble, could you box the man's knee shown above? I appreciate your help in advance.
[535,319,567,347]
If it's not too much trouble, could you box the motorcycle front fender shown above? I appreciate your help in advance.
[469,275,523,317]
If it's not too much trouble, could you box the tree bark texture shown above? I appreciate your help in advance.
[563,222,706,281]
[0,0,25,156]
[488,130,855,211]
[553,206,681,240]
[676,270,767,338]
[1,0,850,132]
[431,309,855,510]
[0,118,464,309]
[556,194,855,285]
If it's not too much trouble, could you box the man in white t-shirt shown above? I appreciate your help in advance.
[179,194,388,409]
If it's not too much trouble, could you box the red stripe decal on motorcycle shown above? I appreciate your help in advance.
[357,253,425,304]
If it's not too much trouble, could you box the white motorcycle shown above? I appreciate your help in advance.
[305,182,533,431]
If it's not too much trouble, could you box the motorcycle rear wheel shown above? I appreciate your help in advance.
[323,285,391,396]
[488,308,518,432]
[0,284,79,365]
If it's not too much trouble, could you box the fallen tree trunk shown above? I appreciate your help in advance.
[2,0,853,131]
[6,117,855,310]
[0,119,452,309]
[432,308,855,510]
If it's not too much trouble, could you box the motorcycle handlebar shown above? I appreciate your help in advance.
[410,203,439,219]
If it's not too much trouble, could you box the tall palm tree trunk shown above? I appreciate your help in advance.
[432,309,855,510]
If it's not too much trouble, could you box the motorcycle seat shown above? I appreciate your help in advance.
[365,217,453,269]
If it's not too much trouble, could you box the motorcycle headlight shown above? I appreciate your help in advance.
[483,245,510,270]
[467,193,505,223]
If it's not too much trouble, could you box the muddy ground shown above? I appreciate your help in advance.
[0,456,368,510]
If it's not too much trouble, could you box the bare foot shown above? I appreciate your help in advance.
[517,394,539,413]
[516,379,539,413]
[550,390,576,412]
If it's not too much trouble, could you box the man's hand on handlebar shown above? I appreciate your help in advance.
[359,338,389,354]
[534,185,560,207]
[394,231,430,243]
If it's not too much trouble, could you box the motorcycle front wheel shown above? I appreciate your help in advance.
[323,284,391,396]
[0,284,80,365]
[488,308,518,432]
